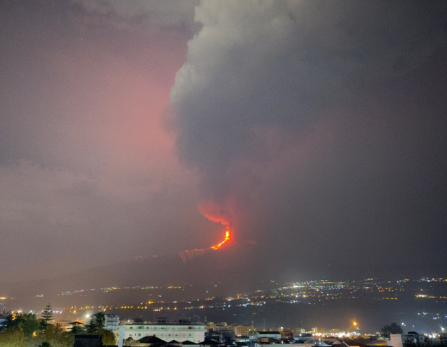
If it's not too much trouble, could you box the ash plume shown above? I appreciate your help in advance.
[170,0,447,270]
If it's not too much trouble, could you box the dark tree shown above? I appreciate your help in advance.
[5,314,17,329]
[69,323,85,336]
[100,329,116,345]
[85,312,107,334]
[41,304,53,325]
[84,319,98,334]
[6,313,39,338]
[41,323,71,347]
[381,323,403,338]
[92,312,106,330]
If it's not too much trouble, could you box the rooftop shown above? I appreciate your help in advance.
[123,321,206,326]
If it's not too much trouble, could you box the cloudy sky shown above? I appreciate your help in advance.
[1,0,446,282]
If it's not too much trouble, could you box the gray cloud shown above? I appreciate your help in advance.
[70,0,200,33]
[171,0,447,270]
[172,0,447,167]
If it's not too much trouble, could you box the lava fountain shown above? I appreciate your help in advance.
[210,226,231,250]
[180,205,233,261]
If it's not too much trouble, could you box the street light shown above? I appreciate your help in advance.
[352,321,359,334]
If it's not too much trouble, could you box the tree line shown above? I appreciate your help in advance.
[0,304,115,347]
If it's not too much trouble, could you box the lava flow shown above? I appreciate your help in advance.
[210,226,231,250]
[180,224,232,261]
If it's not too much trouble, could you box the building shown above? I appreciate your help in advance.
[235,325,256,337]
[206,322,219,331]
[206,322,234,342]
[207,322,232,333]
[292,328,306,336]
[402,332,425,345]
[281,329,293,339]
[104,314,119,332]
[56,320,74,332]
[257,331,282,340]
[0,314,9,331]
[117,320,206,347]
[390,335,404,347]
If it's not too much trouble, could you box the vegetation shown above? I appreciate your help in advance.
[85,312,106,332]
[100,329,116,345]
[85,312,116,345]
[0,308,114,347]
[6,313,39,339]
[41,304,53,329]
[68,322,84,336]
[0,326,25,347]
[40,323,71,347]
[381,322,403,338]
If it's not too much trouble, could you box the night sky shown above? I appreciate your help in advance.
[1,0,446,283]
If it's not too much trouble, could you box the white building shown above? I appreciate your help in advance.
[389,334,403,347]
[104,314,119,331]
[117,321,206,347]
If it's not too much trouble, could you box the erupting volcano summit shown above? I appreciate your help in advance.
[210,227,231,250]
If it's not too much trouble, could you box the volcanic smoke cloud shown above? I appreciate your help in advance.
[171,0,447,272]
[1,0,446,282]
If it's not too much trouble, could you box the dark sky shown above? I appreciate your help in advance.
[1,0,446,283]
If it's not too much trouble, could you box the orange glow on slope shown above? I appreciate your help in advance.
[198,202,233,250]
[210,226,231,250]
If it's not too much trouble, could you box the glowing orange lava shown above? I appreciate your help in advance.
[210,227,231,250]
